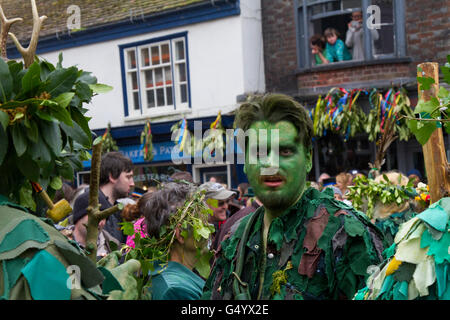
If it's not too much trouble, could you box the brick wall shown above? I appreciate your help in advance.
[297,62,411,90]
[261,0,449,94]
[405,0,450,73]
[261,0,298,94]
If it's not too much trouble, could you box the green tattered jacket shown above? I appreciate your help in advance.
[202,188,387,300]
[0,195,122,300]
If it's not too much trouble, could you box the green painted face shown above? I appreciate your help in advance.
[244,121,312,213]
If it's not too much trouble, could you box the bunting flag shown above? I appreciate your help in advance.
[178,118,188,152]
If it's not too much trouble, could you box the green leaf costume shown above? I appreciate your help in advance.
[202,188,387,300]
[354,198,450,300]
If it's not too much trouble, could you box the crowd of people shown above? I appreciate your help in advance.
[29,93,446,301]
[310,9,379,65]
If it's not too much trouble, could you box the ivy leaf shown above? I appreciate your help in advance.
[417,76,435,91]
[0,58,13,103]
[414,98,439,116]
[120,221,136,236]
[194,250,213,279]
[407,118,437,145]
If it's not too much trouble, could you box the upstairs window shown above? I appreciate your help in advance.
[120,32,190,117]
[297,0,406,69]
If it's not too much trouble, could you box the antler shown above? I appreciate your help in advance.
[0,5,23,60]
[8,0,46,68]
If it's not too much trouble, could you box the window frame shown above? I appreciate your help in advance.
[119,32,191,118]
[295,0,406,70]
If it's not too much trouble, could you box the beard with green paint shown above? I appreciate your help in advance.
[244,121,312,212]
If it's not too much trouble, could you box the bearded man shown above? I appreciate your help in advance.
[72,151,135,246]
[202,93,386,300]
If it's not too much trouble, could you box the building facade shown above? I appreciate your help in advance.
[261,0,449,181]
[6,0,265,189]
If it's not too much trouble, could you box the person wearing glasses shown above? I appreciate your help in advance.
[199,182,236,235]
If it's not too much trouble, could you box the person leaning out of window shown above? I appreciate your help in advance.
[323,27,352,63]
[310,34,329,65]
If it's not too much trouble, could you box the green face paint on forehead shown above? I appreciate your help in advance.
[244,121,312,213]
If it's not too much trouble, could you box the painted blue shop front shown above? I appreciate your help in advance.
[77,115,248,189]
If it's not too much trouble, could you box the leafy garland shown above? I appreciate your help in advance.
[310,87,413,142]
[120,189,215,298]
[101,122,118,154]
[0,53,112,210]
[346,174,417,219]
[140,120,153,161]
[170,112,226,158]
[312,87,367,141]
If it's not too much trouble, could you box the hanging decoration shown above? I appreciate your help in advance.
[310,87,413,142]
[310,87,367,141]
[203,111,225,158]
[140,120,154,162]
[101,122,119,154]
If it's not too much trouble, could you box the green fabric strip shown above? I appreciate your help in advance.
[53,239,104,289]
[0,219,50,260]
[98,266,123,295]
[21,250,71,300]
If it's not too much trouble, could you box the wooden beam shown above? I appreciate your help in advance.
[418,62,450,203]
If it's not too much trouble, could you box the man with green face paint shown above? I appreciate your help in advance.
[202,93,387,300]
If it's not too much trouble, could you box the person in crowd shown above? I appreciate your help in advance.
[211,195,262,253]
[324,27,352,62]
[372,171,416,246]
[170,171,194,183]
[237,182,250,207]
[336,172,353,197]
[202,93,385,300]
[199,182,236,235]
[310,34,329,65]
[325,185,344,201]
[71,206,120,259]
[345,9,379,61]
[407,169,422,188]
[72,152,135,246]
[317,172,331,190]
[140,183,208,300]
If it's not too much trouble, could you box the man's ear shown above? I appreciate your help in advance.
[109,173,116,184]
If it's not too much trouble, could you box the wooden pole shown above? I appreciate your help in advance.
[85,140,122,262]
[417,62,450,204]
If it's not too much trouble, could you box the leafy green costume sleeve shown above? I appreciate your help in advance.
[202,188,386,300]
[354,198,450,300]
[0,196,138,300]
